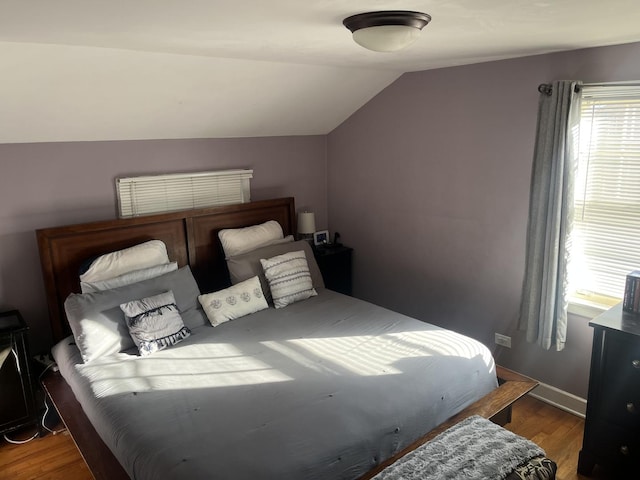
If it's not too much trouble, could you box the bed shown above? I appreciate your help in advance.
[36,197,542,480]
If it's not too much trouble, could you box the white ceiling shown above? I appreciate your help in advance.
[1,0,639,143]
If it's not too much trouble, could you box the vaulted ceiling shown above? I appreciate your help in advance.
[2,0,639,143]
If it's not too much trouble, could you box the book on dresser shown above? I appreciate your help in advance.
[623,270,640,313]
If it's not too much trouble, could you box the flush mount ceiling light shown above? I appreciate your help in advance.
[343,10,431,53]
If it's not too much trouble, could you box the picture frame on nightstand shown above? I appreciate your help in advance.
[313,230,329,246]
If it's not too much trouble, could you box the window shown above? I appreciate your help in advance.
[568,85,640,311]
[116,169,253,218]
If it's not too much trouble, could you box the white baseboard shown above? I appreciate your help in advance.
[528,382,587,418]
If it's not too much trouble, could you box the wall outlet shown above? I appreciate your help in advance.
[495,333,512,348]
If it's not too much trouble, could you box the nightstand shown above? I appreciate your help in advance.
[314,245,353,295]
[0,310,38,435]
[578,303,640,476]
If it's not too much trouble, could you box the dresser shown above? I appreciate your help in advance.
[578,303,640,476]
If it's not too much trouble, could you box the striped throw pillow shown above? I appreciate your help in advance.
[260,250,317,308]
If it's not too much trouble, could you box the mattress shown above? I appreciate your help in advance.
[52,289,497,480]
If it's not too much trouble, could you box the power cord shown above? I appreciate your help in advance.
[3,430,39,445]
[39,362,66,435]
[2,360,66,445]
[41,394,65,435]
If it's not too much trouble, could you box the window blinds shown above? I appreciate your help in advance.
[117,169,253,218]
[570,85,640,300]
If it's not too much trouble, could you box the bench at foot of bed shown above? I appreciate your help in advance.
[370,415,556,480]
[360,366,540,480]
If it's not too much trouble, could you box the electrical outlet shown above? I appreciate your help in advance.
[495,333,512,348]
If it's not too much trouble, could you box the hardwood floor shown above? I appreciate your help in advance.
[0,395,612,480]
[504,395,609,480]
[0,426,91,480]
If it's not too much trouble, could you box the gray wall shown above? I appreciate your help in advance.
[0,136,327,353]
[327,41,640,398]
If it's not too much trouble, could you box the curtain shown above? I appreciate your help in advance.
[519,80,582,351]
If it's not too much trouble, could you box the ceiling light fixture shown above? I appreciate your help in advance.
[343,11,431,53]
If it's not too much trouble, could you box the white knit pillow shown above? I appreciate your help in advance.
[260,250,317,308]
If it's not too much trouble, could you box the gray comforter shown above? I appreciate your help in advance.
[53,289,497,480]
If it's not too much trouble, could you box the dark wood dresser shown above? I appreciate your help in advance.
[578,303,640,476]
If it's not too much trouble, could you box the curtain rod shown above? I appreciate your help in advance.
[538,81,640,96]
[537,83,581,96]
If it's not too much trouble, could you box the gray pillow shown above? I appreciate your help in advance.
[64,266,207,363]
[225,240,324,302]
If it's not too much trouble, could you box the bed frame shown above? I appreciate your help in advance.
[36,197,537,480]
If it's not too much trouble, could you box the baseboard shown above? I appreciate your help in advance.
[529,382,587,418]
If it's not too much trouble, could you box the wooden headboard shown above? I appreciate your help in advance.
[37,197,296,344]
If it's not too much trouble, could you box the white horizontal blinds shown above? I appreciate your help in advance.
[117,170,253,217]
[570,85,640,299]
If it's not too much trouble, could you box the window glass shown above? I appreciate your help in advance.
[568,85,640,309]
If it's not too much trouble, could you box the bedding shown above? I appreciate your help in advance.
[81,262,178,293]
[218,220,287,257]
[198,275,269,326]
[226,240,324,302]
[120,290,191,356]
[52,287,497,480]
[260,250,317,308]
[64,266,206,362]
[79,239,170,284]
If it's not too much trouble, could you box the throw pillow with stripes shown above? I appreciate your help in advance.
[260,250,317,308]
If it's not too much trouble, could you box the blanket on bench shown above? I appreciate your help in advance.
[373,415,555,480]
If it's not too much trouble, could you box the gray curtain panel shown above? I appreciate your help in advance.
[519,80,582,351]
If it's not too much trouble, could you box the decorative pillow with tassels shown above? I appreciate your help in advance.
[120,290,191,356]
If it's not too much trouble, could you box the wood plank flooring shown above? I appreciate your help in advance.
[0,395,611,480]
[504,395,609,480]
[0,427,91,480]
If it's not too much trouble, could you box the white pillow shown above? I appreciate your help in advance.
[218,221,284,258]
[120,290,191,356]
[80,262,178,293]
[198,276,268,327]
[79,240,170,284]
[260,250,317,308]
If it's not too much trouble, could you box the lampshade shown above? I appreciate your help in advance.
[343,11,431,53]
[297,212,316,234]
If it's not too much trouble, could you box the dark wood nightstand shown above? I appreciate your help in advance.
[313,245,353,296]
[578,303,640,476]
[0,310,38,435]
